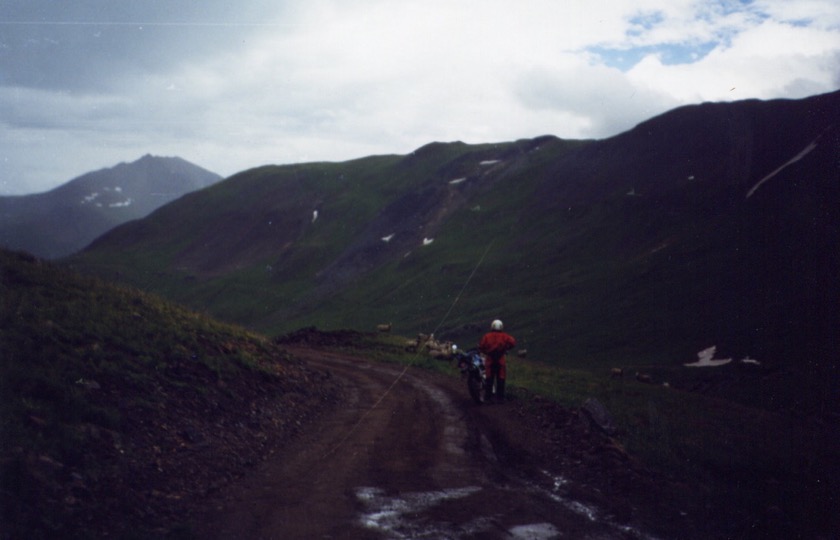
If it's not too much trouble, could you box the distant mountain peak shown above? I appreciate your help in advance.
[0,156,222,258]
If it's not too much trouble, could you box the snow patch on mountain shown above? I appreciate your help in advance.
[108,199,133,208]
[746,137,819,198]
[684,346,731,367]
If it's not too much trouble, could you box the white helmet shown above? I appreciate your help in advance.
[491,319,504,331]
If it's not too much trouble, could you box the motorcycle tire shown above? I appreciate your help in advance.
[467,373,483,404]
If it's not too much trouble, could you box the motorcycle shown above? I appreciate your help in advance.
[453,346,487,404]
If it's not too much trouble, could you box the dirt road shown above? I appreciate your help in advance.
[192,350,678,539]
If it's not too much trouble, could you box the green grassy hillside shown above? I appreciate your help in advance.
[0,249,338,538]
[66,93,840,420]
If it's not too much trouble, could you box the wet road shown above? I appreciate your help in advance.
[194,350,654,539]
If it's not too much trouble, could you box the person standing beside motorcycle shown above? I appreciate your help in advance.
[479,319,516,403]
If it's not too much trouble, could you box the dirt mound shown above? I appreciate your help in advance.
[484,389,694,537]
[480,386,810,539]
[275,326,368,347]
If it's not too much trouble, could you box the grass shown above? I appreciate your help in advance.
[0,249,321,538]
[2,250,267,449]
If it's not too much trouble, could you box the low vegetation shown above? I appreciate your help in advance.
[0,250,339,538]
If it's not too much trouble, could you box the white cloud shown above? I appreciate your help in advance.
[627,18,840,101]
[755,0,840,27]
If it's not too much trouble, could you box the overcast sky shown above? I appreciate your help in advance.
[1,1,838,195]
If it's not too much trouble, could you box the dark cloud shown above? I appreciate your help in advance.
[0,1,282,90]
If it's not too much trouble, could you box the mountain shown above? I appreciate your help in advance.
[67,91,840,413]
[0,155,222,259]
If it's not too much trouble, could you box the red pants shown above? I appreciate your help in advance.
[484,356,506,380]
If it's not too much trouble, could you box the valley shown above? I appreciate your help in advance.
[65,92,840,387]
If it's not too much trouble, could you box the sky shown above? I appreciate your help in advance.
[1,1,838,195]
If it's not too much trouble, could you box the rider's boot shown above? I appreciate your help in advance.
[496,379,506,403]
[484,378,494,403]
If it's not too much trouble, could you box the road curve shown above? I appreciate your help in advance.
[193,350,655,539]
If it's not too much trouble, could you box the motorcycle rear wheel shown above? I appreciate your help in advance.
[467,374,483,404]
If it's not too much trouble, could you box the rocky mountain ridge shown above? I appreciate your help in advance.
[0,155,221,258]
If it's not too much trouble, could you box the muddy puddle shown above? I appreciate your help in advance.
[355,477,661,539]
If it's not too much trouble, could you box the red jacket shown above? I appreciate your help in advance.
[479,331,516,361]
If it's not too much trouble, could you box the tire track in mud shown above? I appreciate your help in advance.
[194,351,657,539]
